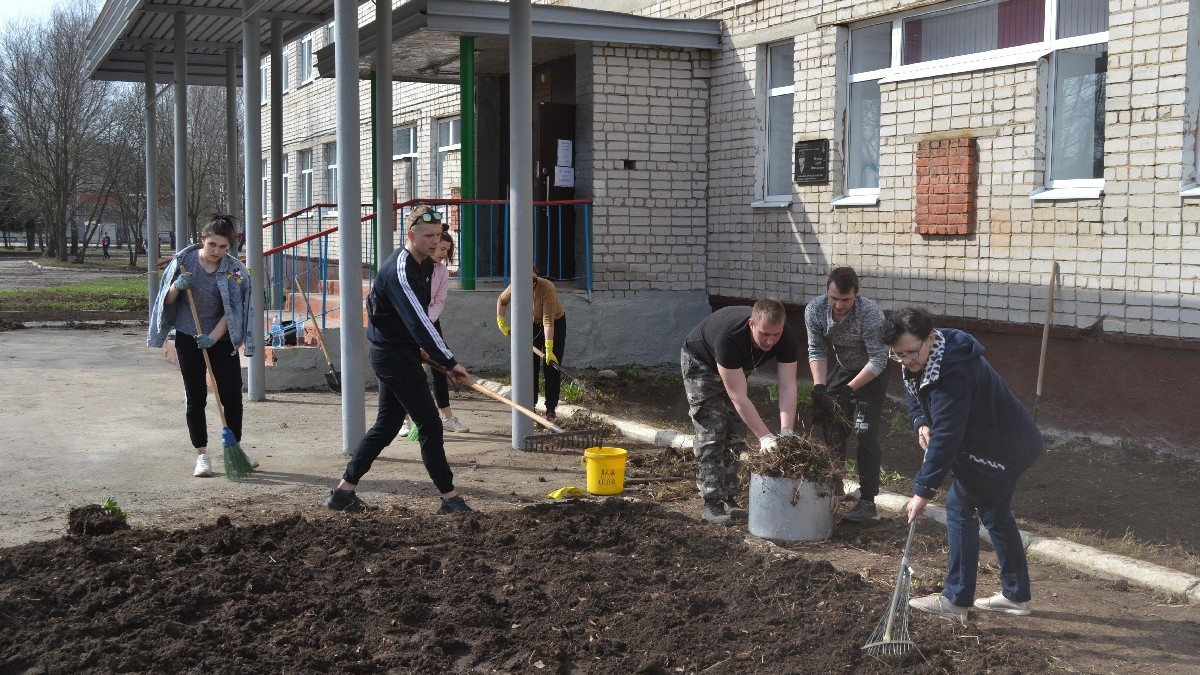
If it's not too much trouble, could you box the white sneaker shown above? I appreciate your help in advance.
[243,453,260,469]
[441,416,470,433]
[398,420,411,436]
[194,454,213,477]
[909,593,968,624]
[973,593,1031,616]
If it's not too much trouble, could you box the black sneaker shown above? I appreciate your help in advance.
[701,498,732,526]
[723,499,748,522]
[843,498,880,523]
[436,495,473,515]
[326,489,376,513]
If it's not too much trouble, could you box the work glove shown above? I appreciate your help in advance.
[496,316,511,337]
[195,333,216,349]
[544,340,558,365]
[759,434,778,454]
[811,384,836,425]
[779,427,796,438]
[828,383,855,399]
[172,271,191,291]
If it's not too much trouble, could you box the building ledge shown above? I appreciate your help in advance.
[1030,186,1104,201]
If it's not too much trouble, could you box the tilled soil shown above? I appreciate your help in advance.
[0,500,1048,675]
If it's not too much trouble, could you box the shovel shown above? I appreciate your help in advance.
[294,277,340,394]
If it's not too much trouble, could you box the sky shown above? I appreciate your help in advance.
[0,0,61,29]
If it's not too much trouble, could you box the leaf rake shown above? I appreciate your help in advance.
[863,520,918,656]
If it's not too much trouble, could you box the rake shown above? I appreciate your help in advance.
[863,520,918,656]
[423,359,606,452]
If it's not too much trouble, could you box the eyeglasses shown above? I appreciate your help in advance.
[888,341,926,362]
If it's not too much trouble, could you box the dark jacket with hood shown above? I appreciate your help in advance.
[365,245,457,370]
[903,328,1043,499]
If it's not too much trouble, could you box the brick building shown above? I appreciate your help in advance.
[262,0,1200,453]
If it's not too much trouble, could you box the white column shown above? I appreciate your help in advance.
[173,12,188,248]
[375,0,394,263]
[242,17,266,400]
[145,48,159,313]
[509,0,534,448]
[335,0,366,452]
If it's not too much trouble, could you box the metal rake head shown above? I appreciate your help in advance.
[523,428,608,453]
[863,562,916,656]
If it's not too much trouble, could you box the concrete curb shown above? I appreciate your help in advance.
[499,388,1200,603]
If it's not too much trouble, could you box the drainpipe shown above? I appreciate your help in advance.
[459,36,476,290]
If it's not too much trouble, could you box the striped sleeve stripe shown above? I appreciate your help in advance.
[396,248,454,361]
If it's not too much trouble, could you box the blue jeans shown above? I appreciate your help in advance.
[942,472,1031,607]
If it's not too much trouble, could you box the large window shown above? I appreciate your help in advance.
[840,0,1108,203]
[298,149,313,208]
[297,34,314,85]
[393,125,419,200]
[765,42,795,200]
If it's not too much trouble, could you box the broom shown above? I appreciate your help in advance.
[183,283,256,479]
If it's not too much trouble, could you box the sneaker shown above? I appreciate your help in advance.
[194,454,213,478]
[243,453,260,469]
[973,593,1032,616]
[701,499,732,526]
[436,495,473,515]
[545,410,557,421]
[843,498,880,522]
[840,487,861,503]
[326,489,377,513]
[723,498,748,522]
[441,416,470,433]
[909,593,969,624]
[398,420,411,437]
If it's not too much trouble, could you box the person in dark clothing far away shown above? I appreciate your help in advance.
[325,215,472,515]
[885,307,1044,624]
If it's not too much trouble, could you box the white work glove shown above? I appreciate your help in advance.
[759,434,778,453]
[779,427,797,438]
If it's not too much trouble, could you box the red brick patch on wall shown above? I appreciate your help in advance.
[915,138,976,236]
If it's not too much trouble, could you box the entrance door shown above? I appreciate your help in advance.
[534,101,576,280]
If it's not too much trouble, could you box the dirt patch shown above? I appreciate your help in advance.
[66,504,131,536]
[1,500,1050,674]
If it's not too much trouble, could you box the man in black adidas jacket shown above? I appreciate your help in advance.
[325,216,473,515]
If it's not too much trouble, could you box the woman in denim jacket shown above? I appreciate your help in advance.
[148,215,256,478]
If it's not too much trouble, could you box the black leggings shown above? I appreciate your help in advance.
[175,333,243,448]
[532,315,567,414]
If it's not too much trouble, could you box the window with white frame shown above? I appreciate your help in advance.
[259,58,269,105]
[322,20,335,47]
[393,125,419,200]
[281,154,291,214]
[324,142,338,210]
[434,117,461,199]
[298,149,313,208]
[765,41,795,200]
[840,0,1109,203]
[297,34,314,85]
[260,158,269,214]
[282,46,290,94]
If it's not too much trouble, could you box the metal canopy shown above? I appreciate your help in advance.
[315,0,721,83]
[85,0,358,86]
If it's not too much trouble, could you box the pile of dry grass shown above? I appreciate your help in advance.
[740,432,845,486]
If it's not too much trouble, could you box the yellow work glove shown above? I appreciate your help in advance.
[544,340,558,365]
[496,316,510,336]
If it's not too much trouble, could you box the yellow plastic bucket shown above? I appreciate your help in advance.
[583,446,627,495]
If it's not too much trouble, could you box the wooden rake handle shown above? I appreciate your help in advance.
[423,358,562,432]
[182,282,229,428]
[293,276,336,365]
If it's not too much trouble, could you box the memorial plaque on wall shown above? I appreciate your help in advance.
[794,139,830,184]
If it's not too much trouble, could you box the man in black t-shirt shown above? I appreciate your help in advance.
[681,298,799,525]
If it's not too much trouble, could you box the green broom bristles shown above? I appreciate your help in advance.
[406,424,420,441]
[221,428,255,480]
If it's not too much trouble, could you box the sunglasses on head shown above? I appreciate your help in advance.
[417,211,442,223]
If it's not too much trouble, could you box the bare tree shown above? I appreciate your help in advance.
[0,2,115,261]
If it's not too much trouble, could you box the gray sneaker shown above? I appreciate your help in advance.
[910,593,968,624]
[973,593,1032,616]
[701,499,732,526]
[723,499,748,522]
[326,489,377,513]
[441,416,470,433]
[842,498,880,522]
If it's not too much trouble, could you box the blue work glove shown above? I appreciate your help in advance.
[221,428,237,447]
[195,333,216,349]
[172,271,191,291]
